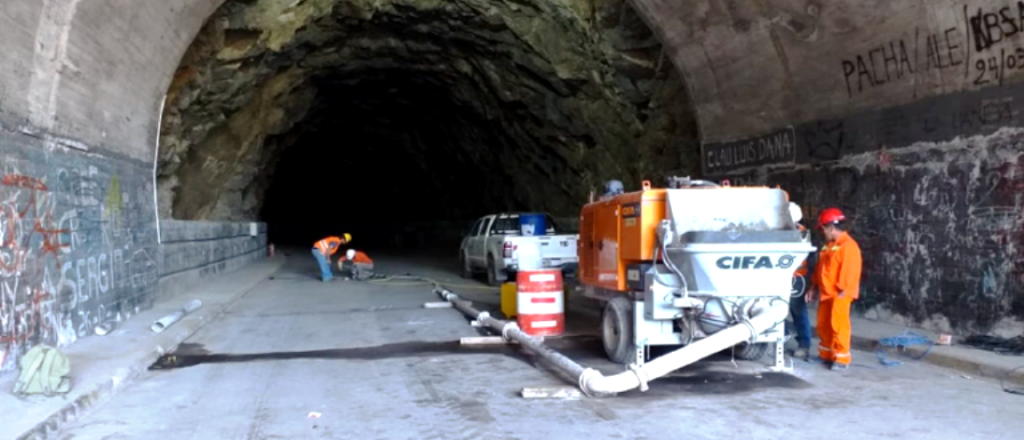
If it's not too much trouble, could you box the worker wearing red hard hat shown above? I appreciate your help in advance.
[312,233,351,282]
[806,208,862,370]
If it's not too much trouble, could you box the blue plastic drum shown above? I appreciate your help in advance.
[519,213,546,236]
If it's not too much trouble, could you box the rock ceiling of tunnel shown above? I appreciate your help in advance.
[158,0,700,221]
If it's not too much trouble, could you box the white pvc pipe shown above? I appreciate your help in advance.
[153,94,166,244]
[151,299,202,333]
[435,287,787,396]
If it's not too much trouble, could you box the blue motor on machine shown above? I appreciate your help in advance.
[519,213,546,236]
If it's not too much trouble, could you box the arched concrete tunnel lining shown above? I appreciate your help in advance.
[5,0,1024,377]
[157,0,701,248]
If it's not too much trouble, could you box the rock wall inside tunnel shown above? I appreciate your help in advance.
[629,0,1024,335]
[157,0,701,231]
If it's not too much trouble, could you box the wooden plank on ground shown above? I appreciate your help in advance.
[521,386,582,399]
[459,336,515,345]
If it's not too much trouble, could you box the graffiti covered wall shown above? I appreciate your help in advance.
[703,83,1024,336]
[687,1,1024,336]
[0,131,157,370]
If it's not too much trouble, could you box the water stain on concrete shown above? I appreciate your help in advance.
[150,340,483,370]
[151,337,598,370]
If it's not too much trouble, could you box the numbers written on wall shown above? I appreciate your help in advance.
[974,48,1024,86]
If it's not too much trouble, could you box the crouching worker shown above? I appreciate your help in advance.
[312,234,351,282]
[338,249,375,281]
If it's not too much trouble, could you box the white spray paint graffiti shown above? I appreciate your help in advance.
[0,154,157,371]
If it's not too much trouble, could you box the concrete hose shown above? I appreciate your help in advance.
[582,301,787,395]
[433,286,787,396]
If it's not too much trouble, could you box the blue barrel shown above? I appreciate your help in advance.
[519,213,546,236]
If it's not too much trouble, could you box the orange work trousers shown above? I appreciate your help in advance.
[817,297,852,365]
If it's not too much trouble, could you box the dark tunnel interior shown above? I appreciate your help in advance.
[260,73,527,248]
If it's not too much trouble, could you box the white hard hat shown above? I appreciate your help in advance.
[788,202,803,224]
[345,249,356,260]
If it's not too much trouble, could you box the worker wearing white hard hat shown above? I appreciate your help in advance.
[786,202,815,361]
[337,249,375,281]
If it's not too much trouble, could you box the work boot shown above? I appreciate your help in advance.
[831,363,849,371]
[793,347,809,361]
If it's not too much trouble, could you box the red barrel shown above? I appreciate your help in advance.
[516,269,564,336]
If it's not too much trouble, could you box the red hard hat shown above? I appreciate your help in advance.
[817,208,846,228]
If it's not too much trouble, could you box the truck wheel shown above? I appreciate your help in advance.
[486,256,501,286]
[601,296,636,364]
[733,342,770,360]
[460,253,473,279]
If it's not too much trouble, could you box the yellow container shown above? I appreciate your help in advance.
[501,282,517,318]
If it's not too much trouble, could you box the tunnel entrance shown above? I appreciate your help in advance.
[156,0,699,249]
[260,73,520,247]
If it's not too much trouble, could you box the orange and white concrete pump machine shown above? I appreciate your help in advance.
[577,177,815,370]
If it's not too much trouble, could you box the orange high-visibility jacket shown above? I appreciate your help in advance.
[314,236,345,256]
[812,231,862,300]
[340,250,373,265]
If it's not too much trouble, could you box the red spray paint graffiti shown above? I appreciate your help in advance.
[0,174,69,362]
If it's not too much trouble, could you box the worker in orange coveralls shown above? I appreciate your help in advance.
[337,249,375,281]
[312,234,351,282]
[806,208,862,371]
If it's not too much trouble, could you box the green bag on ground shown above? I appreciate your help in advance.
[13,345,72,396]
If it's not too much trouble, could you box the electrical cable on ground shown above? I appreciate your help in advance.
[265,274,495,290]
[367,274,499,290]
[874,330,933,367]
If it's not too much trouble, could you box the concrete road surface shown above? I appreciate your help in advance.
[58,253,1024,440]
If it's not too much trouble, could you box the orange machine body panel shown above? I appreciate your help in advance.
[579,190,667,292]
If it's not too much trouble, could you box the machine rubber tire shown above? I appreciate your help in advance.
[601,296,637,364]
[460,253,473,279]
[486,256,501,287]
[733,342,770,360]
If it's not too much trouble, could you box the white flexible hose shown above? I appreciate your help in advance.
[582,299,787,395]
[434,287,788,396]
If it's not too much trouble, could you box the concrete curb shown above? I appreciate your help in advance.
[14,319,206,440]
[845,331,1021,382]
[14,257,286,440]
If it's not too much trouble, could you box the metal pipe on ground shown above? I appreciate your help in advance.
[434,287,787,396]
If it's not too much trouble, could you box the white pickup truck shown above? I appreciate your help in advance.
[459,213,579,285]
